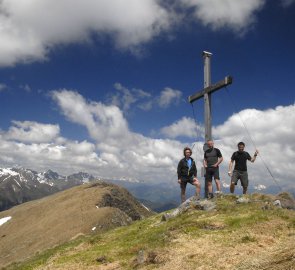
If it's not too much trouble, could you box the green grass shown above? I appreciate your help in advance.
[5,195,295,270]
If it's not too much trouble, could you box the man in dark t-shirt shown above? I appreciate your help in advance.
[228,142,258,194]
[203,140,223,198]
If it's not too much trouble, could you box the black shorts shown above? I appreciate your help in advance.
[205,167,220,181]
[231,170,248,187]
[180,177,196,189]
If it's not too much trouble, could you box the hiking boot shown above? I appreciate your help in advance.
[215,191,223,198]
[208,193,214,199]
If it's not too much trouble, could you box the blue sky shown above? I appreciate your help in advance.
[0,0,294,190]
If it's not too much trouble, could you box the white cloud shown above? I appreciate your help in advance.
[112,83,151,111]
[51,89,184,179]
[281,0,295,7]
[179,0,265,33]
[160,116,204,139]
[0,83,8,92]
[50,90,295,189]
[0,0,172,66]
[51,89,130,145]
[254,184,266,190]
[109,83,182,111]
[0,0,272,67]
[0,89,294,192]
[158,87,182,108]
[3,121,60,143]
[0,137,104,175]
[212,104,295,190]
[138,101,154,111]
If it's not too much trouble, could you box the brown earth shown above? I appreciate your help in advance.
[0,181,152,268]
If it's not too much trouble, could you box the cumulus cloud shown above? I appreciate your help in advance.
[160,116,204,139]
[109,83,182,112]
[158,87,182,108]
[51,91,295,189]
[179,0,265,33]
[111,83,151,111]
[0,0,172,66]
[0,89,294,191]
[50,89,185,179]
[0,0,277,67]
[211,104,295,190]
[0,136,103,174]
[3,121,60,143]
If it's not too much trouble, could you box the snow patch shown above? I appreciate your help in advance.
[0,168,19,177]
[0,216,12,226]
[141,203,150,212]
[223,183,230,188]
[14,178,21,187]
[92,227,96,231]
[254,184,266,191]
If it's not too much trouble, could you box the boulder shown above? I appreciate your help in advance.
[162,196,216,221]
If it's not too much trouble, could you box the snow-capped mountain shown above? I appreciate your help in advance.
[0,167,96,211]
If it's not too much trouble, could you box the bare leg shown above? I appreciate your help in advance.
[243,186,247,194]
[230,182,235,193]
[215,179,221,192]
[181,187,186,203]
[193,178,201,197]
[208,180,213,194]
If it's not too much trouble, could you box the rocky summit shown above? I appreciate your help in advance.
[4,192,295,270]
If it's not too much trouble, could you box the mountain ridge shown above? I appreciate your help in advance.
[0,181,152,268]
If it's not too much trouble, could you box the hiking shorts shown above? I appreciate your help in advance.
[180,176,198,189]
[231,170,248,187]
[205,167,220,181]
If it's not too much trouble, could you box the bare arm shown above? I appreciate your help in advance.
[203,158,207,168]
[251,150,259,163]
[228,160,234,176]
[213,156,223,167]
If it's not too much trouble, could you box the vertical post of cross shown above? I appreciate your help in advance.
[203,51,213,143]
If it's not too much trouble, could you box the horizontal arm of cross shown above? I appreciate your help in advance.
[188,76,233,103]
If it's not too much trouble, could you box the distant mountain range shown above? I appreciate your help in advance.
[1,167,293,212]
[0,167,96,211]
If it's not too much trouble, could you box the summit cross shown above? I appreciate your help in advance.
[188,51,233,145]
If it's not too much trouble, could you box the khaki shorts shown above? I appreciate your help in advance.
[231,170,248,187]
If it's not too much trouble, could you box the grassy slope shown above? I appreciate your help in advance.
[0,182,152,268]
[4,194,295,270]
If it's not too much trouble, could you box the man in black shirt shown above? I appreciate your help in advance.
[177,147,201,203]
[228,142,258,194]
[203,140,223,198]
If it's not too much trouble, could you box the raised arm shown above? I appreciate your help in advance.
[251,150,259,163]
